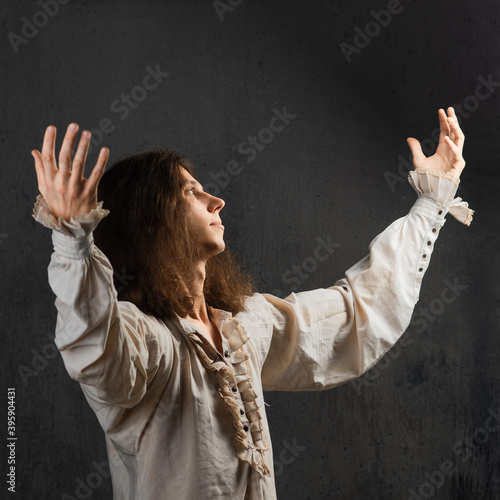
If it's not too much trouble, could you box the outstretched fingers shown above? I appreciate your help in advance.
[32,125,58,195]
[58,123,80,176]
[443,134,465,177]
[31,148,46,194]
[437,108,451,144]
[86,147,109,194]
[40,125,58,172]
[446,107,465,153]
[444,135,460,156]
[32,123,111,221]
[70,130,91,184]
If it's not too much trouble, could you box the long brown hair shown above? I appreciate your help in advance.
[93,147,256,321]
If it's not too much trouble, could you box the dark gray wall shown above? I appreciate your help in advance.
[2,0,499,498]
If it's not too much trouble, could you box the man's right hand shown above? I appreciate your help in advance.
[32,123,109,223]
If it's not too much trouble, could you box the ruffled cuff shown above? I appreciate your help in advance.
[32,193,110,259]
[407,169,474,226]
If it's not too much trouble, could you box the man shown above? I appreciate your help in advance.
[31,108,473,499]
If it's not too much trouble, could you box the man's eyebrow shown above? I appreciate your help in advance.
[183,180,204,190]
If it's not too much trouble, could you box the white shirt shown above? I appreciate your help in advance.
[32,169,473,500]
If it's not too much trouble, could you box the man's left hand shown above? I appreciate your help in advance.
[406,107,466,180]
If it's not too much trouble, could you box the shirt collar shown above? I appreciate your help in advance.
[174,305,233,340]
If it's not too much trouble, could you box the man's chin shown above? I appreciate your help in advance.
[207,241,225,257]
[216,241,226,254]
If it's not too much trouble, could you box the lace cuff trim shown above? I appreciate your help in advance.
[32,193,110,236]
[407,169,474,226]
[187,317,271,478]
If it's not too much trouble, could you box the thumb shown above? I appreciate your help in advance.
[406,137,426,166]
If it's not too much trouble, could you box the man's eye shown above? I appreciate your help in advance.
[187,188,195,195]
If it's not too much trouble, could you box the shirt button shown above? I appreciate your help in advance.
[224,351,230,358]
[240,409,244,415]
[432,228,437,233]
[232,387,237,393]
[243,425,249,432]
[418,267,423,272]
[427,241,432,246]
[438,210,443,215]
[422,254,427,259]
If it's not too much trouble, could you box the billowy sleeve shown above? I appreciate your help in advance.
[249,169,474,392]
[32,195,168,408]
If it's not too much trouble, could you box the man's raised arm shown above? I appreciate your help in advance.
[31,123,169,408]
[243,107,474,391]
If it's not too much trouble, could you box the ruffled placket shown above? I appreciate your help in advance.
[178,312,271,478]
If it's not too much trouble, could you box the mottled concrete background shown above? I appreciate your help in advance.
[2,0,499,498]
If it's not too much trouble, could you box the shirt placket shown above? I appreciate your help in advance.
[181,318,256,450]
[217,340,253,442]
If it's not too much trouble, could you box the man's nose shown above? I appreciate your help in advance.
[210,195,225,212]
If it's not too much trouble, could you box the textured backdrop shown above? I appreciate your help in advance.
[2,0,499,498]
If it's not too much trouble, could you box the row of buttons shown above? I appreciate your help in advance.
[227,367,247,427]
[222,348,249,431]
[418,210,443,272]
[231,388,246,423]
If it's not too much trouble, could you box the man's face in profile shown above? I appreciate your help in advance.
[181,167,226,259]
